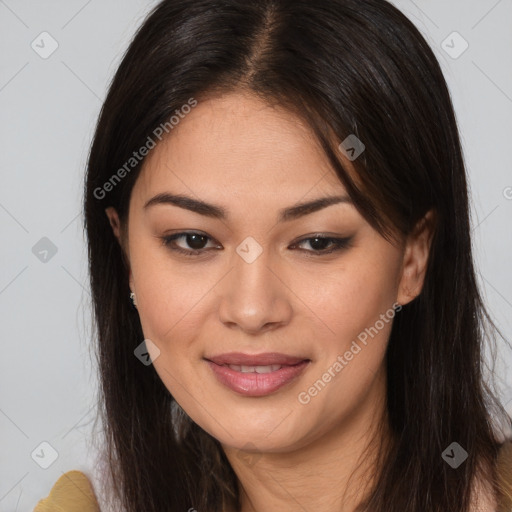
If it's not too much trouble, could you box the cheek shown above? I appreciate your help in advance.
[129,240,214,345]
[295,249,401,346]
[291,244,400,412]
[131,253,212,408]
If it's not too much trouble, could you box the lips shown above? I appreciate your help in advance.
[205,352,309,366]
[204,352,311,396]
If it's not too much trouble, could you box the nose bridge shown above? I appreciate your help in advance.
[217,236,291,332]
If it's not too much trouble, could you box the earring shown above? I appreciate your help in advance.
[130,291,137,309]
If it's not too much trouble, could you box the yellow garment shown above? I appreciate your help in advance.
[33,470,100,512]
[34,441,512,512]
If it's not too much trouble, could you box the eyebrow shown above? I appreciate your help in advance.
[143,192,353,222]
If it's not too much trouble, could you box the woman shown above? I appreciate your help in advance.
[47,0,512,510]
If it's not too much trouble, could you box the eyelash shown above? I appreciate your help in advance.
[160,232,353,257]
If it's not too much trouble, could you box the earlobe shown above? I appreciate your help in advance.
[397,209,436,306]
[105,206,122,242]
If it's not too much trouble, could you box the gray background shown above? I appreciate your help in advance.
[1,1,511,510]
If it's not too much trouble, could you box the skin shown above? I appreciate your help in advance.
[105,90,439,511]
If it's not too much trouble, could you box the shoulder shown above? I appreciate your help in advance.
[469,440,512,512]
[471,472,498,512]
[496,439,512,511]
[33,470,100,512]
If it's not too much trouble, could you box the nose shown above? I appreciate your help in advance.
[217,246,293,335]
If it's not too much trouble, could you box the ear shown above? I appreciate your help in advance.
[105,207,134,289]
[105,206,122,243]
[396,209,436,306]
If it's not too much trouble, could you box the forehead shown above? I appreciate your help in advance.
[132,91,353,206]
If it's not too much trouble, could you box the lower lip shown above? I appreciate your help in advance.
[206,360,310,397]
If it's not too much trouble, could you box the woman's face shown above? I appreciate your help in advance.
[107,91,430,454]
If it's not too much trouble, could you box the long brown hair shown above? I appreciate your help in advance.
[83,0,511,510]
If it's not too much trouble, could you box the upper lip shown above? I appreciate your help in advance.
[205,352,309,366]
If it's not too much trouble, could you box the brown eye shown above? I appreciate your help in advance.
[161,232,219,255]
[291,235,354,255]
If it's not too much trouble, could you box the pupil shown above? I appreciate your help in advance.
[187,234,207,249]
[310,237,329,250]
